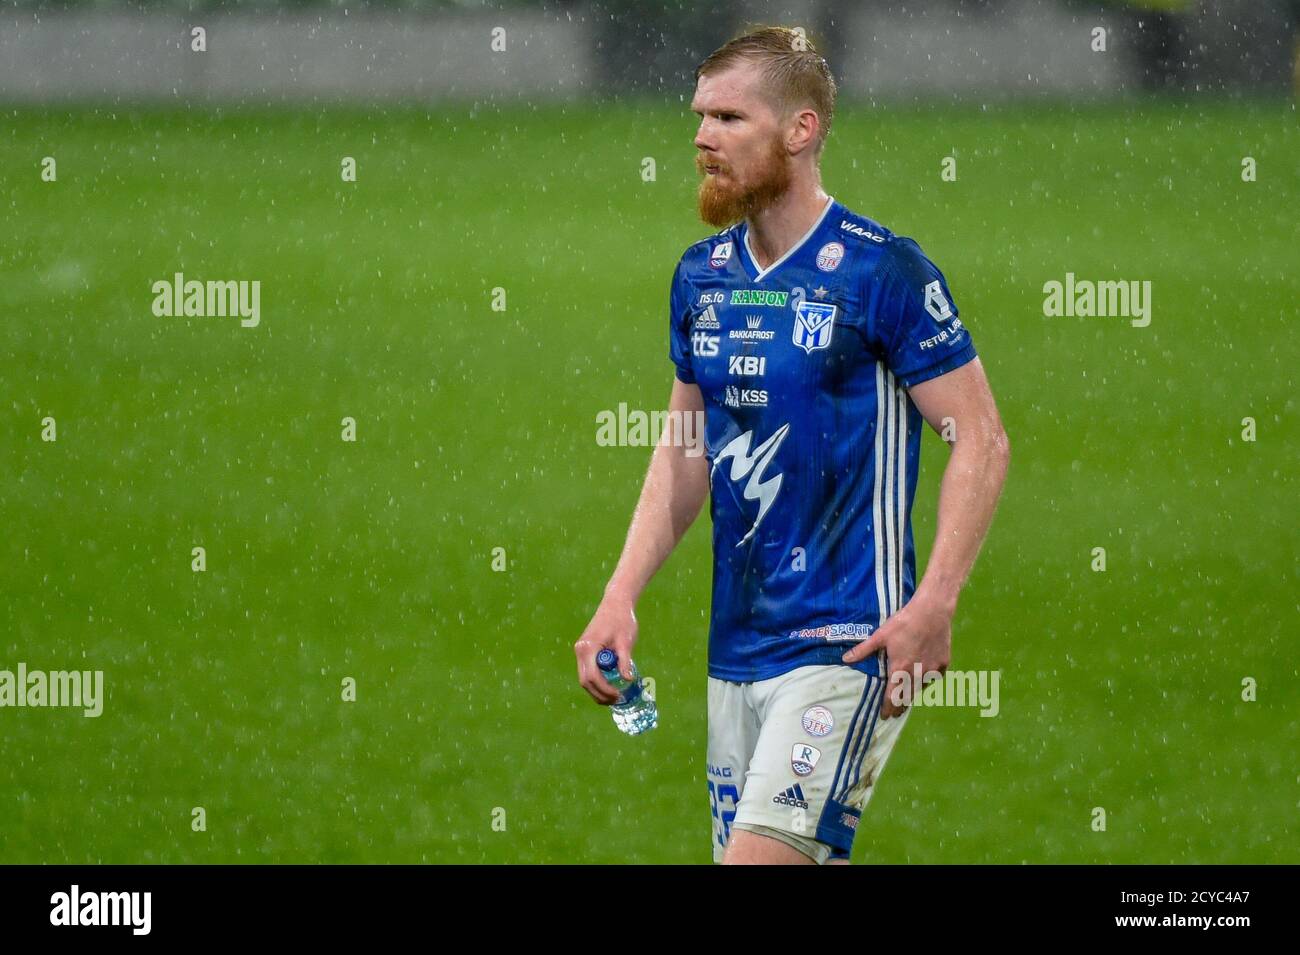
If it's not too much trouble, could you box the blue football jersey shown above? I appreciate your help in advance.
[668,196,977,682]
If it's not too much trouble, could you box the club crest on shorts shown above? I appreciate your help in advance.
[790,742,822,777]
[710,241,733,268]
[792,301,837,354]
[801,705,834,737]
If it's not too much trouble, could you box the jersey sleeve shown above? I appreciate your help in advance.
[867,237,977,388]
[668,256,696,384]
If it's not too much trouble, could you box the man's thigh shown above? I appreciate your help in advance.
[728,664,910,864]
[722,826,816,864]
[706,676,760,862]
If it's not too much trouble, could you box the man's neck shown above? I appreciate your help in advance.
[745,183,832,271]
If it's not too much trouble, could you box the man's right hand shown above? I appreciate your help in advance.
[574,595,639,706]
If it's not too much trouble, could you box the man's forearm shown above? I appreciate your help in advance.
[604,433,710,607]
[912,426,1010,614]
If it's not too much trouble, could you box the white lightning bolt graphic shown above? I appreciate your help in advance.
[711,423,790,546]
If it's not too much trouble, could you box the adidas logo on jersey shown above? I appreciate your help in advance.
[772,785,809,810]
[694,305,721,330]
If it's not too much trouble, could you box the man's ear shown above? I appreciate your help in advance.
[788,108,820,154]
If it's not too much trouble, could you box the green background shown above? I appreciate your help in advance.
[1,101,1295,863]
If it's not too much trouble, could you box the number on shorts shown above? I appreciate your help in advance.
[708,780,740,848]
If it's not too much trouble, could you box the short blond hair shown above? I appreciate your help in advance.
[694,25,837,155]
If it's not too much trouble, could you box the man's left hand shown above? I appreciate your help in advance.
[841,596,953,719]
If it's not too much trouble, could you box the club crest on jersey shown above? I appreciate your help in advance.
[710,241,733,268]
[792,301,837,354]
[815,241,844,272]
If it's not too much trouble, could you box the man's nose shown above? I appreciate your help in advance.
[694,121,714,152]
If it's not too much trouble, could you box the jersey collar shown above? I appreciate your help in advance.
[739,194,837,283]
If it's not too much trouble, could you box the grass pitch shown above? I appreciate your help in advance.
[0,99,1295,863]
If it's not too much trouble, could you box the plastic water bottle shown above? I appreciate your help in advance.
[596,648,657,735]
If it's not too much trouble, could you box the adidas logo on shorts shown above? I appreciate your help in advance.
[772,785,809,810]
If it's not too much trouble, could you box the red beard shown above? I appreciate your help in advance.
[697,135,793,229]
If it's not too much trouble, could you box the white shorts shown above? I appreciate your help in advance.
[707,663,911,864]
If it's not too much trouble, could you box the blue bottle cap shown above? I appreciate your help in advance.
[596,648,617,671]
